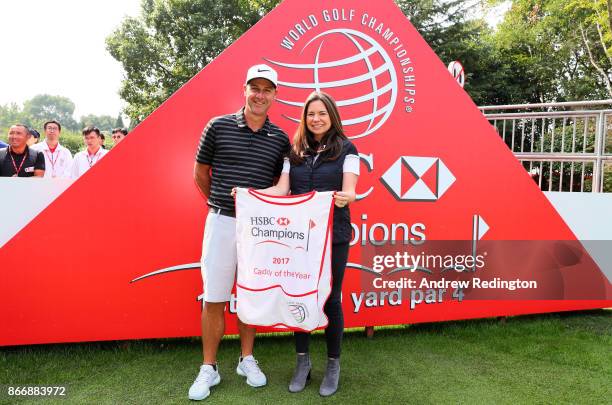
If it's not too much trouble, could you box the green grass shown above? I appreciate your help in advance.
[1,310,610,404]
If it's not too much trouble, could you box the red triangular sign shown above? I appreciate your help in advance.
[1,0,609,346]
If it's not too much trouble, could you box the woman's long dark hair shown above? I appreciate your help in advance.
[290,91,347,164]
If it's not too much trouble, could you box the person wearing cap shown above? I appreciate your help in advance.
[0,139,7,148]
[0,124,45,177]
[31,120,74,179]
[189,64,290,401]
[70,126,108,179]
[26,128,41,146]
[111,128,128,145]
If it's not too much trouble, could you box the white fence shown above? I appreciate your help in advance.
[480,100,612,192]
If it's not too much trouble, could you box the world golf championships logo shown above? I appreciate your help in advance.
[289,303,308,323]
[266,28,398,139]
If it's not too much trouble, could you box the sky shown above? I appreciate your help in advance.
[0,0,141,119]
[0,0,510,121]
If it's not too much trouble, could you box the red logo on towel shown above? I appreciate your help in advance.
[277,217,291,226]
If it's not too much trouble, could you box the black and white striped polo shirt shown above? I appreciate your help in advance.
[196,108,290,212]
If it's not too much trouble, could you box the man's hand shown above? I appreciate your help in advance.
[194,162,212,198]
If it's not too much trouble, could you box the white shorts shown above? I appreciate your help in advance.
[201,212,237,302]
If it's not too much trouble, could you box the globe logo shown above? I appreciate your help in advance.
[289,303,307,323]
[266,29,397,139]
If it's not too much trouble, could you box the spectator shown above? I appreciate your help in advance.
[111,128,128,145]
[100,133,106,149]
[0,139,7,148]
[71,126,108,179]
[26,128,41,146]
[31,120,74,178]
[0,124,45,177]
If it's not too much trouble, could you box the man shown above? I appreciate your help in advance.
[0,124,45,177]
[189,64,290,401]
[71,126,108,179]
[31,120,73,178]
[26,128,40,146]
[111,128,128,145]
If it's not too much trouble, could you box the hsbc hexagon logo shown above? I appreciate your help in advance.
[277,217,291,226]
[380,156,455,201]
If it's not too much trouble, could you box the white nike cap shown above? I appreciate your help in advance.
[245,64,278,88]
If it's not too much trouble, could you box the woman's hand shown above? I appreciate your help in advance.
[231,187,237,198]
[335,172,358,208]
[333,191,354,208]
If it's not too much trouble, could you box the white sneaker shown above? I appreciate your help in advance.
[188,364,221,400]
[236,355,267,387]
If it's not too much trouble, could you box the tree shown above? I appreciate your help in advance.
[114,114,125,129]
[22,94,79,131]
[108,0,518,117]
[492,0,612,103]
[397,0,519,105]
[566,0,612,98]
[0,103,25,129]
[107,0,281,124]
[79,114,117,132]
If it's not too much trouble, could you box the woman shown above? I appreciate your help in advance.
[260,91,359,396]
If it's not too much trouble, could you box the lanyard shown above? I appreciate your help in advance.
[8,147,28,177]
[87,150,101,167]
[45,147,60,176]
